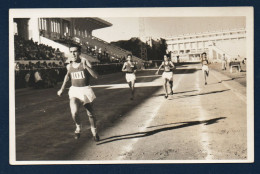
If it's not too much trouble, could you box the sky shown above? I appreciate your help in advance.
[92,17,246,42]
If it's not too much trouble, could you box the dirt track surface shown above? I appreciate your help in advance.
[15,63,247,161]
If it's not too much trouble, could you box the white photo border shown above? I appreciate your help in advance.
[9,7,254,165]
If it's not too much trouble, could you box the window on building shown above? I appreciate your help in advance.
[44,19,47,31]
[54,20,56,32]
[53,20,55,32]
[51,21,53,32]
[55,20,58,33]
[39,18,42,30]
[58,22,60,33]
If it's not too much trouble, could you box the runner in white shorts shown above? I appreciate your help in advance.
[201,52,209,85]
[122,54,137,100]
[155,55,175,98]
[57,46,100,141]
[169,57,175,95]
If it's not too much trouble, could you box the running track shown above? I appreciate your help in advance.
[14,63,247,161]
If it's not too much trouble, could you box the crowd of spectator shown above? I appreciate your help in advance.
[15,68,67,89]
[14,36,67,89]
[15,35,65,61]
[84,42,125,64]
[14,36,135,89]
[15,61,64,71]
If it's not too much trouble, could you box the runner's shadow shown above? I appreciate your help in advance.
[174,68,198,74]
[209,77,245,85]
[173,89,230,99]
[152,90,198,97]
[97,117,226,145]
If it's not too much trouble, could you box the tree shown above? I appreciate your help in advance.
[111,37,168,61]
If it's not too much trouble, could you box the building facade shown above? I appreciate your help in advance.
[165,28,246,62]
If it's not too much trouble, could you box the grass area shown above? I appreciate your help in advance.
[209,62,247,87]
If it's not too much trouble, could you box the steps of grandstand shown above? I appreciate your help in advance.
[40,36,71,58]
[210,39,246,61]
[41,35,144,64]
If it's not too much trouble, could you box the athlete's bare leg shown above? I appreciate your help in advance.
[84,103,99,141]
[204,71,207,85]
[163,79,169,98]
[128,81,135,100]
[169,81,173,95]
[131,80,135,98]
[128,82,131,87]
[70,97,81,139]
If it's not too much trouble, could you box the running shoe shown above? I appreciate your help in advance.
[93,134,100,142]
[74,132,80,140]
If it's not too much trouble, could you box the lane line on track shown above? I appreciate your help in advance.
[116,68,187,160]
[195,68,213,160]
[210,70,246,103]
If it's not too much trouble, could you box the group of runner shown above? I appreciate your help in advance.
[57,46,210,141]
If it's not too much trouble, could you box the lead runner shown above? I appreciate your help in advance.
[155,55,175,98]
[57,46,100,141]
[122,54,137,100]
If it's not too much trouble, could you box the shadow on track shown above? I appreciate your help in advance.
[174,68,198,74]
[152,90,199,97]
[207,77,245,86]
[169,89,230,100]
[97,117,226,145]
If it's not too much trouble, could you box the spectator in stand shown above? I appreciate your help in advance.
[24,71,31,87]
[15,62,20,71]
[34,70,43,89]
[24,64,29,70]
[48,62,52,68]
[103,48,107,59]
[56,48,60,53]
[91,46,95,56]
[85,42,90,53]
[98,48,102,61]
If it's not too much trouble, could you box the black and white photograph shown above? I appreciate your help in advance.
[9,7,254,164]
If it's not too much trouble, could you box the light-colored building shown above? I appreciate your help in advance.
[165,28,246,63]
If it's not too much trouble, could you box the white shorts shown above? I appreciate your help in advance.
[202,65,209,72]
[162,71,173,81]
[125,73,136,83]
[68,86,96,104]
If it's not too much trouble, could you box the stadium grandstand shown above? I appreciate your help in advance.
[13,17,143,89]
[13,18,142,64]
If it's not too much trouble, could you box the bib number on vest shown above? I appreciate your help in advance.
[71,71,85,79]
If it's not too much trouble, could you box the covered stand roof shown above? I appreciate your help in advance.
[62,18,112,31]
